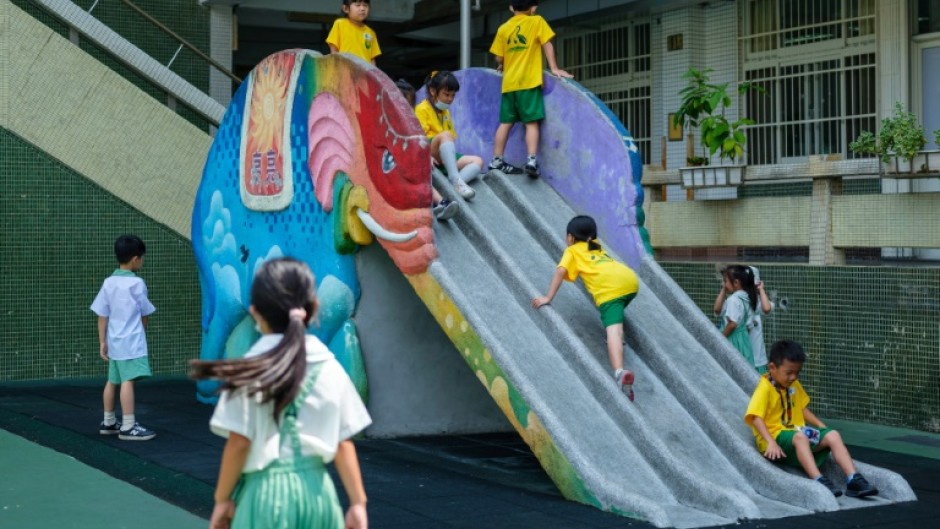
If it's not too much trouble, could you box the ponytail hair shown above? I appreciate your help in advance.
[190,258,319,421]
[566,215,602,251]
[424,70,460,94]
[726,264,758,311]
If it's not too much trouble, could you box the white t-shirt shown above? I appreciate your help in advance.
[90,270,156,360]
[210,334,372,470]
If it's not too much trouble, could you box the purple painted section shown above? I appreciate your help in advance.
[438,68,648,269]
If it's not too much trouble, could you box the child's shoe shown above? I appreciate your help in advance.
[432,199,459,221]
[615,368,635,402]
[98,421,121,435]
[453,179,476,200]
[119,422,156,441]
[488,158,523,175]
[816,475,843,497]
[524,158,540,179]
[845,474,878,498]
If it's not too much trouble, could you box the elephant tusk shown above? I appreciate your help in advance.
[355,208,417,243]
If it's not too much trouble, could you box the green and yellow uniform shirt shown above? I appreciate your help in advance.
[415,99,456,140]
[489,14,556,93]
[745,377,811,453]
[558,242,639,307]
[326,18,381,63]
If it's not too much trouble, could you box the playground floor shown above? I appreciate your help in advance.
[1,378,938,529]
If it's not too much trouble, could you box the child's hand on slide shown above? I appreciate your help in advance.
[532,296,551,309]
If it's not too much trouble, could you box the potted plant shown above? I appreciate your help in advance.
[849,102,931,175]
[673,68,760,187]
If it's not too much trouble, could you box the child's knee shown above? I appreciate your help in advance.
[792,431,809,447]
[822,429,843,446]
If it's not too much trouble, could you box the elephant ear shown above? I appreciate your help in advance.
[308,93,356,212]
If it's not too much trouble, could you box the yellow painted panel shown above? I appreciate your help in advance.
[650,197,810,247]
[833,193,940,248]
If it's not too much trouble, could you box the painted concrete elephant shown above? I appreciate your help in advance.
[192,50,435,403]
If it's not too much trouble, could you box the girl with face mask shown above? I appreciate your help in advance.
[414,71,485,200]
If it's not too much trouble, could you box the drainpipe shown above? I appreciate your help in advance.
[460,0,471,69]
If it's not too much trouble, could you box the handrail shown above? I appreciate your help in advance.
[27,0,227,127]
[117,0,241,84]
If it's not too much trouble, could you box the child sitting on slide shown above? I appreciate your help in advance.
[745,340,878,498]
[415,70,484,201]
[395,78,458,220]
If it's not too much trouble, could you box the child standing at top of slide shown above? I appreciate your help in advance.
[326,1,381,65]
[714,264,756,369]
[488,0,572,178]
[415,70,485,201]
[532,216,640,401]
[192,258,371,529]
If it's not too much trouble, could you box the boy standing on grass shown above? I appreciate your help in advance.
[488,0,572,178]
[91,235,157,441]
[745,340,878,497]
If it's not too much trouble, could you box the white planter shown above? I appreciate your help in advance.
[881,150,940,176]
[679,165,745,188]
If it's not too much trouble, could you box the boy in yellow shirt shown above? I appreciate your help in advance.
[489,0,572,178]
[326,1,381,65]
[745,340,878,498]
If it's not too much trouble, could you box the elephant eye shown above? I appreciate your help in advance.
[382,149,396,174]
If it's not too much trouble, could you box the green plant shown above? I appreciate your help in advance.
[849,102,926,165]
[933,129,940,149]
[673,68,760,164]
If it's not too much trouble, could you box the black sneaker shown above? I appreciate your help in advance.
[488,159,524,175]
[99,421,121,435]
[845,474,878,498]
[524,159,540,178]
[119,423,156,441]
[432,199,458,221]
[817,475,843,497]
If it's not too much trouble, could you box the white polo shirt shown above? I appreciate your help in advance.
[210,334,372,469]
[90,270,156,360]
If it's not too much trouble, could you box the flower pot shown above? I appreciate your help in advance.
[679,165,746,188]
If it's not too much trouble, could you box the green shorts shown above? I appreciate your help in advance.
[499,87,545,124]
[434,152,463,172]
[108,356,152,384]
[598,293,637,327]
[775,427,832,469]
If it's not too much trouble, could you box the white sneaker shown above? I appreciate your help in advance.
[615,369,635,402]
[454,180,476,200]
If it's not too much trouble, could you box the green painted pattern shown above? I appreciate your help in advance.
[405,272,610,513]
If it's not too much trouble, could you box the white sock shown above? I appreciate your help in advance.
[458,163,482,184]
[121,414,135,430]
[614,368,624,380]
[103,411,116,426]
[439,142,461,183]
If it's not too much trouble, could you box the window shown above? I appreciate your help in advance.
[560,20,652,164]
[742,0,876,164]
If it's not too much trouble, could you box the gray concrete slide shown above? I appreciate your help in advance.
[376,167,915,528]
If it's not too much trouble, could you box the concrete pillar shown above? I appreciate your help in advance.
[877,0,909,117]
[809,178,845,266]
[209,5,233,109]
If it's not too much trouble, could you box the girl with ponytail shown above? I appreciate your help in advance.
[192,257,371,529]
[532,215,641,401]
[714,264,756,370]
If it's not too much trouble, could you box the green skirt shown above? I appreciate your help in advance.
[233,457,342,529]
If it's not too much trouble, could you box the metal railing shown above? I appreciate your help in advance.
[27,0,233,128]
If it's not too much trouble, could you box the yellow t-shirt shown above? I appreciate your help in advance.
[489,14,556,93]
[558,242,639,307]
[744,376,811,452]
[326,18,381,63]
[414,99,456,140]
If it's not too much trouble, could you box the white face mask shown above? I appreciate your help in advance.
[433,100,450,111]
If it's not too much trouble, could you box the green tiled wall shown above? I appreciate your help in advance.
[661,262,940,433]
[0,128,201,380]
[12,0,213,130]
